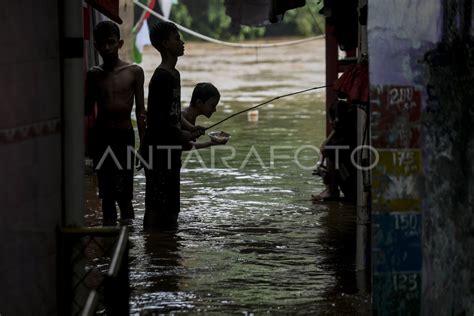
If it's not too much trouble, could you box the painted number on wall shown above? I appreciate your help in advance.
[371,85,421,148]
[389,87,417,110]
[392,272,418,291]
[394,213,418,231]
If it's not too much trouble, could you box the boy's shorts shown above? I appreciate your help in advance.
[144,165,180,229]
[92,127,135,201]
[142,139,182,229]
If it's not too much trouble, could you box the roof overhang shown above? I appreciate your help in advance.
[85,0,123,24]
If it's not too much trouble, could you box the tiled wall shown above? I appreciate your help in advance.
[0,0,62,314]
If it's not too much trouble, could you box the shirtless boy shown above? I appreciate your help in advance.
[85,21,146,225]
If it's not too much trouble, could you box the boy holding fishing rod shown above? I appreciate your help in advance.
[182,83,229,149]
[142,21,205,230]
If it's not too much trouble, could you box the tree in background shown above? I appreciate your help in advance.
[170,0,324,41]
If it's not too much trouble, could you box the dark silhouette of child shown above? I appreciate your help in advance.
[182,82,228,150]
[142,21,203,230]
[85,21,146,225]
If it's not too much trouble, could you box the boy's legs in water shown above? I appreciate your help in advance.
[97,128,135,225]
[118,198,135,221]
[312,157,340,202]
[102,198,117,225]
[102,198,134,226]
[102,198,134,225]
[324,158,340,196]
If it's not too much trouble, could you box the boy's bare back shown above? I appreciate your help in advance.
[86,60,144,130]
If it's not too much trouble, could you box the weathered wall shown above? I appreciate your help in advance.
[421,0,474,314]
[0,0,62,314]
[368,0,474,314]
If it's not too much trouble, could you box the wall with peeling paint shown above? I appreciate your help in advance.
[368,1,442,88]
[368,0,474,314]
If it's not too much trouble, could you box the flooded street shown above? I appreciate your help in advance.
[85,39,369,314]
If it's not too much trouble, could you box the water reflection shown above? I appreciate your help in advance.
[315,202,370,314]
[131,232,193,314]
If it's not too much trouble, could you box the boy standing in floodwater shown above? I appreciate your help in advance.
[85,21,146,226]
[142,22,203,230]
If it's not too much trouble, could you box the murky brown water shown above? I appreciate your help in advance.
[85,39,369,314]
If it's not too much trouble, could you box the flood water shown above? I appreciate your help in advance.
[85,39,369,314]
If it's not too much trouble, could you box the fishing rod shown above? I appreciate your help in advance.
[205,84,330,131]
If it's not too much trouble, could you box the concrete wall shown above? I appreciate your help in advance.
[421,1,474,314]
[368,0,474,314]
[0,0,62,314]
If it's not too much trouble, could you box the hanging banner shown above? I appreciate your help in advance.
[158,0,173,19]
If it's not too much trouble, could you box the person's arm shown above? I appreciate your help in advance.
[182,138,228,151]
[183,141,211,150]
[181,115,205,138]
[134,66,146,146]
[84,70,95,115]
[181,115,193,131]
[192,141,213,149]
